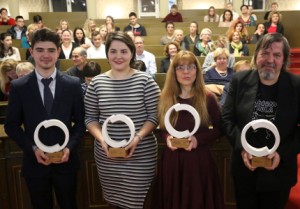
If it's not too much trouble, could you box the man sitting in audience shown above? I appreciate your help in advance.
[87,31,106,59]
[81,61,101,95]
[7,16,27,39]
[162,4,183,22]
[66,47,89,83]
[134,36,157,76]
[124,12,147,36]
[0,8,15,26]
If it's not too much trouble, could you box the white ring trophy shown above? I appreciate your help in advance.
[241,119,280,167]
[102,114,135,158]
[34,119,69,163]
[164,103,201,148]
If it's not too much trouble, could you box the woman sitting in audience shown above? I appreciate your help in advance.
[21,23,38,49]
[226,19,249,43]
[59,29,79,59]
[193,28,212,57]
[160,41,181,73]
[16,62,34,78]
[58,19,73,38]
[218,10,233,27]
[0,33,21,61]
[229,31,249,57]
[264,11,284,35]
[174,29,188,50]
[238,5,256,27]
[105,15,120,33]
[99,25,108,45]
[204,48,234,96]
[183,21,200,48]
[204,6,219,22]
[160,22,175,45]
[250,23,265,44]
[83,18,99,39]
[73,27,92,49]
[0,58,18,100]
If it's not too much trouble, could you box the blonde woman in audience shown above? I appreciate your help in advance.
[105,15,120,33]
[73,27,92,49]
[0,33,21,61]
[193,28,212,57]
[160,41,181,73]
[0,58,18,100]
[218,10,233,27]
[16,62,34,78]
[204,6,219,22]
[264,11,284,35]
[21,23,38,49]
[228,31,249,57]
[160,22,175,45]
[59,29,79,59]
[226,19,249,43]
[58,19,73,38]
[183,21,200,48]
[99,25,108,44]
[83,18,99,39]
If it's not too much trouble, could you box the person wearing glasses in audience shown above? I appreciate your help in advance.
[157,50,224,209]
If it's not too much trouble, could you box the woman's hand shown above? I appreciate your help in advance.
[166,135,178,151]
[124,135,141,158]
[185,135,197,151]
[97,138,109,156]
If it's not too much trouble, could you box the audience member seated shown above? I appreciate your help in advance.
[134,36,157,76]
[0,32,21,61]
[204,48,234,96]
[99,25,108,45]
[218,10,233,28]
[66,47,89,83]
[162,4,183,22]
[193,28,212,57]
[226,19,249,44]
[15,62,34,78]
[203,35,235,72]
[134,60,146,72]
[264,2,280,20]
[105,16,120,33]
[81,61,101,95]
[7,15,27,40]
[124,12,147,36]
[73,27,92,50]
[160,22,175,45]
[238,5,256,27]
[228,31,249,57]
[220,3,239,21]
[174,29,188,50]
[204,6,219,22]
[58,19,73,37]
[160,41,181,73]
[83,18,99,39]
[219,60,251,106]
[264,11,284,35]
[59,29,78,59]
[183,21,200,48]
[0,58,18,101]
[250,23,265,44]
[0,8,15,26]
[87,31,106,59]
[21,23,38,49]
[32,15,44,29]
[248,5,257,21]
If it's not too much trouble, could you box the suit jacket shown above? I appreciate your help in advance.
[160,57,170,73]
[222,70,300,191]
[4,71,85,178]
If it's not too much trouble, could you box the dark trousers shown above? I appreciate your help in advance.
[25,171,78,209]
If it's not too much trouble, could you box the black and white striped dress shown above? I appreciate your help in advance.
[84,71,160,209]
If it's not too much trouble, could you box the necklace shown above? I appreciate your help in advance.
[216,68,228,77]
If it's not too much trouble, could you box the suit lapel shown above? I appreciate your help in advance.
[52,71,65,113]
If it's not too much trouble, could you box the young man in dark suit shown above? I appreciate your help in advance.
[4,28,85,209]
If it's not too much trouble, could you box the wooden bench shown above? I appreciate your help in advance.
[59,59,111,72]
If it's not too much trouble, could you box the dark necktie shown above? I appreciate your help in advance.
[41,78,53,115]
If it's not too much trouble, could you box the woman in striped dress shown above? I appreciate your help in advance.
[84,31,160,209]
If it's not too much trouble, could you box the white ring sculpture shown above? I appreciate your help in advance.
[164,103,201,138]
[102,114,135,148]
[34,119,69,153]
[241,119,280,157]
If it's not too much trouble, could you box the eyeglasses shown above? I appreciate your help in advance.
[175,64,196,71]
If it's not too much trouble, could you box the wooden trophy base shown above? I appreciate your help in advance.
[171,138,189,149]
[108,147,128,158]
[251,156,272,168]
[45,151,64,163]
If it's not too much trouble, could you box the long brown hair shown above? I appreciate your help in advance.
[158,51,210,129]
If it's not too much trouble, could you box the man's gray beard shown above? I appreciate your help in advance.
[259,71,276,81]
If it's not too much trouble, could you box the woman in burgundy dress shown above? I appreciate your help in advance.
[157,50,224,209]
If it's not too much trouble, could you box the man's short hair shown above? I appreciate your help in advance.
[31,28,60,49]
[15,16,24,21]
[0,8,8,14]
[129,12,137,18]
[83,61,101,77]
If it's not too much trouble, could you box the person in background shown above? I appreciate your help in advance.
[264,11,284,35]
[220,3,239,21]
[174,29,188,50]
[58,29,78,59]
[157,50,224,209]
[229,31,249,57]
[238,5,256,27]
[251,23,266,44]
[204,6,219,22]
[58,19,73,38]
[218,9,233,27]
[160,21,175,45]
[7,15,27,40]
[124,12,147,36]
[4,28,85,209]
[73,27,92,50]
[81,61,101,95]
[105,15,120,33]
[0,58,18,100]
[32,15,44,29]
[160,41,181,73]
[84,31,160,209]
[222,32,300,209]
[183,21,200,49]
[99,25,108,45]
[134,60,147,72]
[0,8,15,26]
[83,18,99,39]
[16,61,34,78]
[193,28,212,57]
[21,23,38,49]
[162,4,183,22]
[134,36,157,76]
[87,31,106,59]
[66,47,89,83]
[226,19,249,44]
[0,32,21,61]
[264,2,280,20]
[248,5,257,21]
